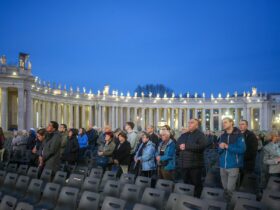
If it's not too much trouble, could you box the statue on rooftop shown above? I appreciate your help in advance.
[1,55,6,65]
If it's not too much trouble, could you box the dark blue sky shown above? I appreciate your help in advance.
[1,0,280,96]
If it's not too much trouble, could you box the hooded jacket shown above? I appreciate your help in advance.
[219,127,246,169]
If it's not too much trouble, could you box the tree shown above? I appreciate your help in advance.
[134,84,174,97]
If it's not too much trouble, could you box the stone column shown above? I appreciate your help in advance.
[89,106,93,126]
[82,105,86,128]
[115,107,119,129]
[235,108,239,125]
[170,108,175,129]
[69,104,73,128]
[1,87,7,130]
[120,107,124,129]
[127,107,130,122]
[134,107,138,123]
[26,89,33,129]
[141,108,145,130]
[51,102,56,122]
[218,108,222,131]
[75,105,79,128]
[17,88,24,130]
[63,103,67,125]
[202,109,206,131]
[247,107,251,129]
[259,105,263,130]
[98,105,102,128]
[178,108,182,130]
[163,108,167,122]
[194,108,198,119]
[57,103,62,124]
[42,101,46,127]
[156,108,159,128]
[148,108,153,126]
[210,109,214,131]
[112,106,115,130]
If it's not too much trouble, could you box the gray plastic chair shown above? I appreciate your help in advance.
[205,199,227,210]
[1,172,18,195]
[34,182,61,210]
[102,180,121,198]
[173,194,208,210]
[120,173,135,185]
[141,187,165,210]
[133,203,156,210]
[40,168,53,183]
[89,168,103,179]
[54,186,79,210]
[17,164,29,175]
[266,176,280,191]
[11,175,30,199]
[0,195,18,210]
[81,177,100,193]
[15,202,34,210]
[235,199,266,210]
[66,173,84,189]
[21,179,43,204]
[6,163,18,173]
[261,189,280,210]
[100,171,117,190]
[200,187,224,201]
[77,191,100,210]
[155,179,174,197]
[166,193,180,210]
[231,191,256,207]
[135,176,151,191]
[27,167,39,179]
[120,183,142,210]
[101,196,126,210]
[53,171,67,186]
[174,183,194,196]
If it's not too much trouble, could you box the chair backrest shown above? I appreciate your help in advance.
[39,182,61,205]
[6,163,18,173]
[2,172,18,190]
[174,183,194,196]
[239,174,257,193]
[55,186,79,210]
[0,169,7,185]
[89,168,103,179]
[100,171,117,189]
[173,194,208,210]
[120,183,142,203]
[17,164,29,175]
[23,179,43,204]
[77,191,100,210]
[0,195,18,210]
[53,171,67,185]
[103,180,121,198]
[266,176,280,191]
[120,173,135,185]
[141,187,165,210]
[200,187,224,201]
[40,168,53,182]
[231,191,256,207]
[72,166,89,176]
[261,189,280,210]
[27,166,39,179]
[133,203,157,210]
[15,202,34,210]
[14,175,30,197]
[166,193,180,210]
[135,176,151,190]
[205,199,227,210]
[101,196,126,210]
[66,173,85,189]
[235,199,266,210]
[155,179,174,195]
[81,177,100,193]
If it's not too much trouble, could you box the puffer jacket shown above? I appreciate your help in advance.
[135,140,156,171]
[177,129,208,168]
[219,127,246,169]
[156,139,176,171]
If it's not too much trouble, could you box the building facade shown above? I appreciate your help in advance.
[0,54,278,132]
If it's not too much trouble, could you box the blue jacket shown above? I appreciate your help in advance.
[156,139,176,171]
[135,140,156,171]
[219,127,246,169]
[78,134,88,149]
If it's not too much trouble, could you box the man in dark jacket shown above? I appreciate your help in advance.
[177,118,208,197]
[41,121,62,174]
[239,120,258,173]
[146,125,160,149]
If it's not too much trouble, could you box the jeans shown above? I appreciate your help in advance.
[220,168,239,198]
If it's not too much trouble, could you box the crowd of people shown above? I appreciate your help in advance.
[0,117,279,202]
